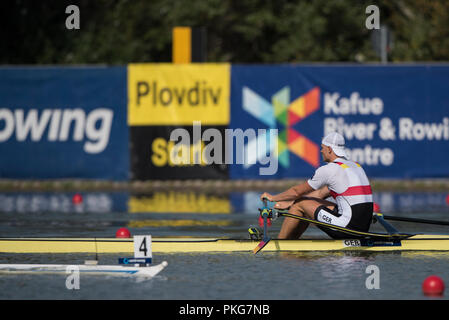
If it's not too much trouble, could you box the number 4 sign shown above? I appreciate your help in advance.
[134,235,152,258]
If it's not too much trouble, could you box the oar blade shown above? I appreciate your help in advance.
[253,237,271,254]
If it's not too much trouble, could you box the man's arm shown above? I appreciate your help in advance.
[306,186,331,200]
[261,181,315,202]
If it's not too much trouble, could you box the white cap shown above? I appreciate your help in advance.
[322,132,347,158]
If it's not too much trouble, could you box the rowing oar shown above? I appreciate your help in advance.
[253,199,271,254]
[380,214,449,226]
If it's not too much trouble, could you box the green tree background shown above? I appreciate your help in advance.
[0,0,448,64]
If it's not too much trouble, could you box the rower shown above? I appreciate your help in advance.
[261,132,373,240]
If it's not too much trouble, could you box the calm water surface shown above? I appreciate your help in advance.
[1,251,449,300]
[1,191,449,300]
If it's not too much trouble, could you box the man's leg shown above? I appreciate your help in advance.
[277,197,336,239]
[277,202,309,239]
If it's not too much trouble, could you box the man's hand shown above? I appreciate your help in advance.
[274,200,294,210]
[260,192,274,202]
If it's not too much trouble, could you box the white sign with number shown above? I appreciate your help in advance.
[133,235,152,258]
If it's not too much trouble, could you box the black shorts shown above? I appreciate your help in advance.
[314,202,373,239]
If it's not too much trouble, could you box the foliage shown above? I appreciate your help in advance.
[0,0,448,64]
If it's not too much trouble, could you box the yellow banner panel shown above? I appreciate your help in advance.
[128,63,230,126]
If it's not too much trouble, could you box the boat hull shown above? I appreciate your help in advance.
[1,235,449,253]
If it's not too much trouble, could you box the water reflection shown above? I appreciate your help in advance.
[0,192,127,214]
[0,191,447,215]
[128,219,232,228]
[374,192,449,213]
[129,192,231,214]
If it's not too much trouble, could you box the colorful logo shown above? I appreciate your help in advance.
[243,86,320,168]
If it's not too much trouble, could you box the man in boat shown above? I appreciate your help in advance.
[260,132,373,239]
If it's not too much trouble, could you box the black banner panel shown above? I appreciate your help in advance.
[130,126,228,180]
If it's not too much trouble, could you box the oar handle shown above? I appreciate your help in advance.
[262,198,268,207]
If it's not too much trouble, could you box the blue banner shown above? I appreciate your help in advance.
[0,67,128,180]
[230,65,449,179]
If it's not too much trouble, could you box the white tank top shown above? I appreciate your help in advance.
[307,158,373,215]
